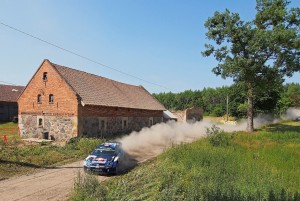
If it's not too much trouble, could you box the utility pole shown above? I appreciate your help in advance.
[226,95,229,121]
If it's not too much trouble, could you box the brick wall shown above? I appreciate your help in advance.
[80,105,162,117]
[18,60,79,115]
[18,60,79,140]
[78,105,163,137]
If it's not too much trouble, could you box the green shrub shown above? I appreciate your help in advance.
[66,137,81,150]
[206,125,231,147]
[71,172,107,201]
[71,122,300,200]
[77,138,103,154]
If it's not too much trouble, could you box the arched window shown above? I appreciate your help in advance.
[43,72,48,81]
[38,118,43,126]
[49,94,54,103]
[37,94,42,103]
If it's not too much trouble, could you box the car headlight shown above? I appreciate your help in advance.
[114,156,119,162]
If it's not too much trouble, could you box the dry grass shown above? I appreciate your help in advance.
[72,121,300,200]
[0,122,19,141]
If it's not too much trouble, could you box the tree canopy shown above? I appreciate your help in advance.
[202,0,300,132]
[153,83,300,119]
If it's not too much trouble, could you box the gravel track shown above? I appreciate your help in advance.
[0,160,107,201]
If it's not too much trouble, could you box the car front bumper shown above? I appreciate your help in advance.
[83,165,116,174]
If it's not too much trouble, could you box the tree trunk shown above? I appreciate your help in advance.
[247,83,254,132]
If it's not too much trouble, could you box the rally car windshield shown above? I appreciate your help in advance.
[91,149,115,156]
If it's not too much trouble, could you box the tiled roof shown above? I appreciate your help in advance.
[0,84,25,102]
[51,62,166,111]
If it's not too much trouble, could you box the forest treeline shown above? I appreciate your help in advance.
[153,83,300,118]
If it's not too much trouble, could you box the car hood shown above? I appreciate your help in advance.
[85,155,115,165]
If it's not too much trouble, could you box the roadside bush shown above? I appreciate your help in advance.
[71,172,107,201]
[206,125,231,147]
[66,137,81,150]
[77,138,103,154]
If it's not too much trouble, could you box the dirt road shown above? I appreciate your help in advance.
[0,121,211,201]
[0,160,107,201]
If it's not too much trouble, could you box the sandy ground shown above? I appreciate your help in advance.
[0,160,108,201]
[0,153,150,201]
[0,121,216,201]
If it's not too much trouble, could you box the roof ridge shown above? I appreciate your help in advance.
[0,84,24,88]
[47,60,166,111]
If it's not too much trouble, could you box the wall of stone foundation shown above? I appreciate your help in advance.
[19,114,77,142]
[78,116,162,138]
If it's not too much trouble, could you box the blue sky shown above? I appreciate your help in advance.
[0,0,299,93]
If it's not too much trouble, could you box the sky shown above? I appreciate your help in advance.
[0,0,299,94]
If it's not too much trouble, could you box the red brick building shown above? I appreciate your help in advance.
[0,84,24,122]
[18,59,165,141]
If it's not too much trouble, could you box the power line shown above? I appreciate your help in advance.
[0,21,173,91]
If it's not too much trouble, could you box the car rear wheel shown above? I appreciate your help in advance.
[113,163,119,175]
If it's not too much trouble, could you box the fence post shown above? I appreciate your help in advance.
[3,135,8,144]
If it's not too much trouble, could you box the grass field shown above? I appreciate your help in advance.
[0,122,104,180]
[71,121,300,201]
[0,122,19,142]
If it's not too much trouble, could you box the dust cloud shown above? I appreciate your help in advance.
[118,120,243,163]
[118,108,299,165]
[283,107,300,120]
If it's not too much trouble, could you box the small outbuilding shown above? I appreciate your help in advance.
[172,107,203,123]
[0,84,24,122]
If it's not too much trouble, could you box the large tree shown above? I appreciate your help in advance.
[202,0,300,132]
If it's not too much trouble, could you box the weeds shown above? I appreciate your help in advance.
[206,125,232,147]
[72,121,300,200]
[71,172,107,201]
[0,137,104,179]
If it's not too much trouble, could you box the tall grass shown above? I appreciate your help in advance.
[0,122,19,142]
[72,172,108,201]
[0,137,104,179]
[71,122,300,200]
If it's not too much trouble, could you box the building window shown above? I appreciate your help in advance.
[101,120,105,129]
[43,72,48,81]
[37,94,42,103]
[37,116,44,127]
[149,117,153,127]
[37,117,43,127]
[98,118,107,131]
[122,117,128,129]
[49,94,54,103]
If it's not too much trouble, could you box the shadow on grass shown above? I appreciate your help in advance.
[0,159,82,169]
[119,153,139,175]
[265,123,300,133]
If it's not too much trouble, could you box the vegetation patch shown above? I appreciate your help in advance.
[0,122,19,141]
[71,121,300,200]
[0,126,104,180]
